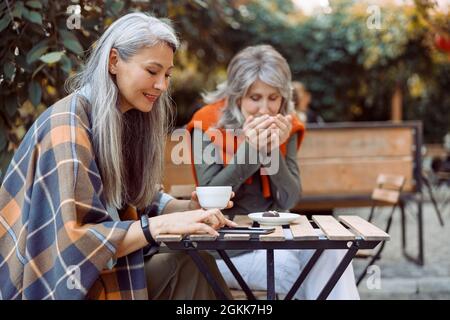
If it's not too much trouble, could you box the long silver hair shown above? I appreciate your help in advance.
[67,12,179,209]
[203,44,294,129]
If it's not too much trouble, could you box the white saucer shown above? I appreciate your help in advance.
[248,212,300,226]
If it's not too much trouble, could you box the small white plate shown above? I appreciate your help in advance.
[248,212,300,226]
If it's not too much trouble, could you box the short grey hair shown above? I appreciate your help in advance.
[203,45,294,129]
[67,12,179,209]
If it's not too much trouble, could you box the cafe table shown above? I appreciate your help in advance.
[155,215,390,300]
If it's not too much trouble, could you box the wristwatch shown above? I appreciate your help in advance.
[140,213,157,246]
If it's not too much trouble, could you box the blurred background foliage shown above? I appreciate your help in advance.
[1,0,449,177]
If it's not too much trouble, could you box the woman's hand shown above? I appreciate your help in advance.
[150,209,237,237]
[188,191,235,210]
[243,115,275,151]
[272,114,292,147]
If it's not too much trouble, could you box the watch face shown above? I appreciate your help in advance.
[141,215,149,228]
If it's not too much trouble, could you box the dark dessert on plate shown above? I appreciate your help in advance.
[262,210,280,217]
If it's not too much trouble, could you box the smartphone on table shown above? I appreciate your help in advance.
[218,226,275,234]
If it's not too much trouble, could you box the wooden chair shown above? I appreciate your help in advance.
[355,174,406,286]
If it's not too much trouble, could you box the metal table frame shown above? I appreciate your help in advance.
[164,234,382,300]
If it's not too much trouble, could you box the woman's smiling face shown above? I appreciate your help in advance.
[108,42,174,113]
[239,79,283,119]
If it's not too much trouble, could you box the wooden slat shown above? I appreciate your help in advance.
[371,188,400,204]
[189,234,218,241]
[155,234,183,242]
[223,233,251,241]
[338,215,391,241]
[312,215,355,240]
[298,128,413,159]
[290,216,320,240]
[377,174,405,189]
[297,159,414,194]
[233,215,253,227]
[259,226,285,241]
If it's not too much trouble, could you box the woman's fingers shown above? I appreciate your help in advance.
[190,222,219,236]
[254,117,275,130]
[224,217,238,227]
[245,115,272,131]
[258,128,271,148]
[273,115,288,131]
[207,214,221,229]
[162,209,237,237]
[243,115,255,129]
[207,209,227,228]
[204,209,238,229]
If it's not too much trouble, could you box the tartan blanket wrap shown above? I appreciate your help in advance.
[0,94,148,300]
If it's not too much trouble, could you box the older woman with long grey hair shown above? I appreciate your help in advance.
[0,13,235,300]
[187,45,360,299]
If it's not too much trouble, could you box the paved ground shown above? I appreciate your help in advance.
[338,185,450,299]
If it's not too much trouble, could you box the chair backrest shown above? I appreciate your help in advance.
[371,174,406,204]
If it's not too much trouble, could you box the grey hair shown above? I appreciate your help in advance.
[203,44,294,129]
[66,12,179,209]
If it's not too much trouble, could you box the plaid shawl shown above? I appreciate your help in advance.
[0,94,148,300]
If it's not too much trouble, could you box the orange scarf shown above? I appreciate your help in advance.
[186,100,305,198]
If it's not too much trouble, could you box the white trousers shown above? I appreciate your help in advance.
[216,248,360,300]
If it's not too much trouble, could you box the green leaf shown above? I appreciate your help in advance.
[25,0,42,9]
[58,29,84,56]
[12,1,24,18]
[28,80,41,106]
[58,29,77,41]
[23,8,42,25]
[26,40,49,64]
[60,54,72,74]
[62,38,84,56]
[110,1,124,14]
[3,62,15,81]
[0,14,11,32]
[106,0,124,15]
[39,51,64,64]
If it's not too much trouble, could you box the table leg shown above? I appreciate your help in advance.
[284,249,325,300]
[186,250,230,300]
[217,250,256,300]
[267,249,275,300]
[317,242,359,300]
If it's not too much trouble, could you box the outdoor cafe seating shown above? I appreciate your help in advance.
[155,214,390,300]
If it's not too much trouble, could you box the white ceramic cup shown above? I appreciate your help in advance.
[195,186,232,209]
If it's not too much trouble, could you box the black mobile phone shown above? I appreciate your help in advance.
[218,226,275,234]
